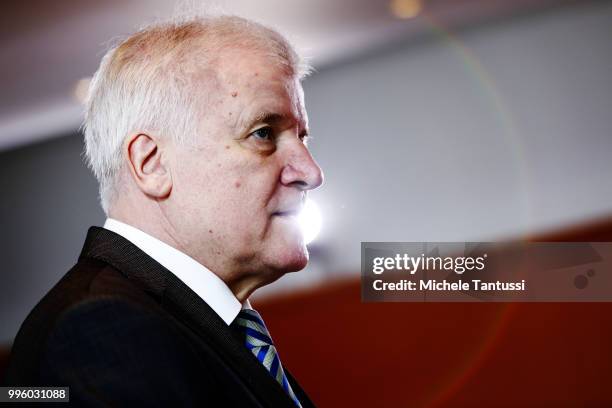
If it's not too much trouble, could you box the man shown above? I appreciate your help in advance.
[5,14,323,407]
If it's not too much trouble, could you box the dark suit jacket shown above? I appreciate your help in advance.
[4,227,315,407]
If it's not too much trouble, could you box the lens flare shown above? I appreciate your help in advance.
[298,198,322,245]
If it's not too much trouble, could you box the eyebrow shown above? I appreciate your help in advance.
[252,112,286,126]
[242,110,309,137]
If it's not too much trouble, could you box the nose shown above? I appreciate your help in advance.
[280,142,324,191]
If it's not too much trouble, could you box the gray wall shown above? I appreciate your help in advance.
[2,1,612,342]
[296,0,612,276]
[0,135,104,344]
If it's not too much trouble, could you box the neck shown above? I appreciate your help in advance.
[109,203,186,256]
[107,201,266,303]
[225,273,280,303]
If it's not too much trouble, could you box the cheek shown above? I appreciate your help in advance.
[174,147,282,236]
[217,153,281,203]
[204,157,276,221]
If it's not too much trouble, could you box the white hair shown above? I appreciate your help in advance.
[83,14,311,214]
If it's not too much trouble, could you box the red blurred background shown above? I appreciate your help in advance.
[255,218,612,407]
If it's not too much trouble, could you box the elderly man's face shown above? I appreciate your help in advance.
[167,50,323,286]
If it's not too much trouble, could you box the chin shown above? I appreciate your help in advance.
[264,219,309,272]
[267,243,309,274]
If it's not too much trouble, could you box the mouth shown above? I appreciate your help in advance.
[272,196,306,218]
[272,210,300,217]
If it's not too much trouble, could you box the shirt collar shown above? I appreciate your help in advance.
[103,218,250,325]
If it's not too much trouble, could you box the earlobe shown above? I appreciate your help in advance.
[126,133,172,199]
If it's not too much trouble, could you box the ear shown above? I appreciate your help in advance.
[125,132,172,199]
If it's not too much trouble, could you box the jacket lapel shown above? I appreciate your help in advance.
[80,227,300,408]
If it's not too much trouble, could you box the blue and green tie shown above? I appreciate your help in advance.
[234,309,302,407]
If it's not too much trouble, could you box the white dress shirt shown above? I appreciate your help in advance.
[103,218,251,325]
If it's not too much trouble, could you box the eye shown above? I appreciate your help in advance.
[250,126,273,141]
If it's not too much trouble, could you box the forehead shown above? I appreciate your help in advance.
[212,48,308,131]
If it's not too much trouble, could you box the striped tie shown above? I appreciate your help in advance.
[233,309,302,407]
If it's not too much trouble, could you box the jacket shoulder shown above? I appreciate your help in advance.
[5,259,163,384]
[38,296,214,406]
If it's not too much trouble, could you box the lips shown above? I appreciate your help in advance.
[272,204,304,217]
[272,196,306,217]
[272,209,300,217]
